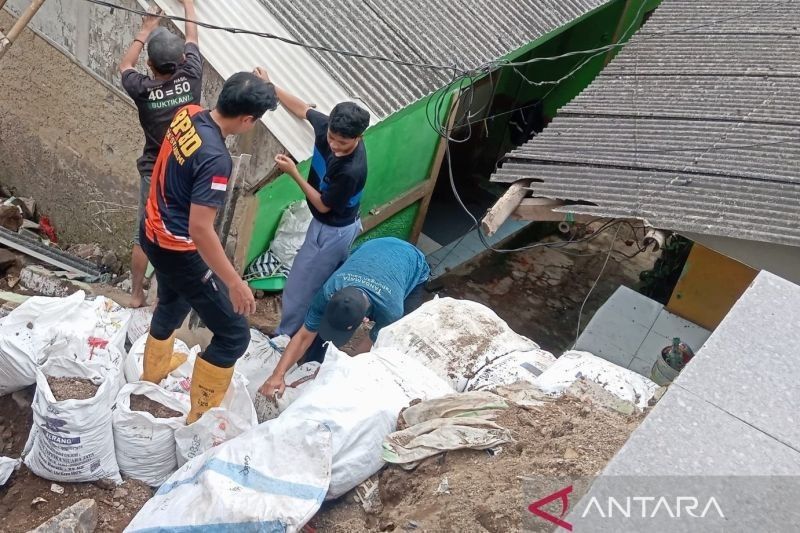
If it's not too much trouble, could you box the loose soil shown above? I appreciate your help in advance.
[0,391,153,532]
[128,394,182,419]
[45,377,99,402]
[312,396,643,532]
[437,227,658,355]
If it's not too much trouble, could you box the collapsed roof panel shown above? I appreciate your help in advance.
[492,0,800,247]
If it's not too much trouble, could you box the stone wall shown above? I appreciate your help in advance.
[0,4,281,258]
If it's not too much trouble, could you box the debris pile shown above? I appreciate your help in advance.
[0,187,129,308]
[0,293,658,532]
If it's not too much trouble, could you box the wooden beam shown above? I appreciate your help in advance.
[217,154,251,247]
[511,198,597,223]
[408,178,437,244]
[190,154,250,330]
[480,180,532,236]
[409,95,461,244]
[231,195,258,275]
[0,0,46,61]
[361,182,428,234]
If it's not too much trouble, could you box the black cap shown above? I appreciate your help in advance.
[318,287,370,347]
[147,28,184,73]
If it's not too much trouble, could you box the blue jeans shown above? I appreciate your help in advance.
[277,217,362,337]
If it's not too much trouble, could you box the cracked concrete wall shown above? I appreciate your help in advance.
[0,2,281,258]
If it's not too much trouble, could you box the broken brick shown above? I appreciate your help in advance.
[0,205,23,232]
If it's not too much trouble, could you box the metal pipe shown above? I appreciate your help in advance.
[0,0,46,61]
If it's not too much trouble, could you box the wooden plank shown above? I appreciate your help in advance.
[361,182,428,234]
[408,178,437,244]
[190,154,250,330]
[217,154,251,247]
[231,195,258,275]
[0,0,46,60]
[480,180,532,235]
[409,95,461,244]
[511,198,596,223]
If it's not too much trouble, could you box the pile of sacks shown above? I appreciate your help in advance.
[0,291,131,484]
[127,298,658,532]
[2,292,658,532]
[0,291,294,489]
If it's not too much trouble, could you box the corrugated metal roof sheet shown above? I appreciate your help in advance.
[263,0,612,117]
[154,0,610,158]
[492,0,800,248]
[154,0,377,160]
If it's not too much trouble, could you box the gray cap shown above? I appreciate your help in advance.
[147,27,184,73]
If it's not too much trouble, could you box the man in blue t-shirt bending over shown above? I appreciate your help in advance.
[259,237,430,398]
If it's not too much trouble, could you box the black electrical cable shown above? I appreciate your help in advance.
[84,0,459,74]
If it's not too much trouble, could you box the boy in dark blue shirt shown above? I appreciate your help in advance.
[253,67,370,340]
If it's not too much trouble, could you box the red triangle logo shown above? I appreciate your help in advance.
[528,485,573,531]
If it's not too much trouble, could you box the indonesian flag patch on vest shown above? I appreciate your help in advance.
[211,176,229,191]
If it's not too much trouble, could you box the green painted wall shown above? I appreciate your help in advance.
[246,0,659,266]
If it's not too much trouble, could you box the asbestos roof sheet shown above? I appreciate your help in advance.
[154,0,376,160]
[263,0,611,117]
[492,0,800,248]
[154,0,610,159]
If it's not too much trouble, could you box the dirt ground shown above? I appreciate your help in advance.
[46,377,99,402]
[312,396,644,532]
[0,389,153,532]
[129,394,183,419]
[436,226,658,355]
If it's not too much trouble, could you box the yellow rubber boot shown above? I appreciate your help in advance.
[187,358,234,424]
[142,334,175,383]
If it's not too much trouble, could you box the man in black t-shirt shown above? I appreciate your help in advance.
[141,73,278,423]
[253,67,370,341]
[119,1,202,308]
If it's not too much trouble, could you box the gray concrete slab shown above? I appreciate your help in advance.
[561,386,800,531]
[604,387,800,476]
[676,272,800,451]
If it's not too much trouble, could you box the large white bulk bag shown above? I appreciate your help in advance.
[23,357,121,483]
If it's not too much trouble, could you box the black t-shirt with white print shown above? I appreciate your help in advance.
[121,42,203,177]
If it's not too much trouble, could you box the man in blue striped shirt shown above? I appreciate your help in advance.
[253,67,370,340]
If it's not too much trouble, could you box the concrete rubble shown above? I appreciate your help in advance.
[19,265,93,298]
[29,499,98,533]
[0,205,23,233]
[565,377,638,415]
[0,248,20,271]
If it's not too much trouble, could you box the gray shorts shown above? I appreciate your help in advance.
[132,173,151,246]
